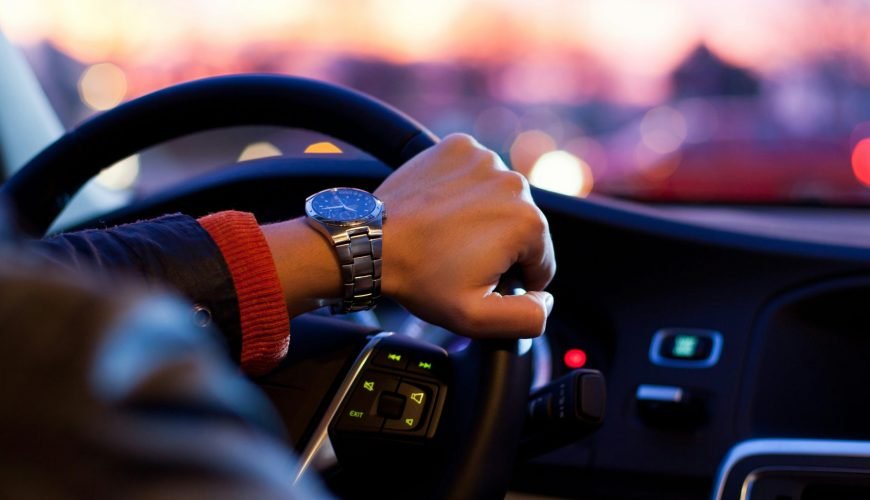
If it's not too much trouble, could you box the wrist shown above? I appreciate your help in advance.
[377,215,406,301]
[262,217,343,317]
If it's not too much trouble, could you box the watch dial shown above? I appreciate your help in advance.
[311,188,377,222]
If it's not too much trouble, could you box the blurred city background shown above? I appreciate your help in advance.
[2,0,870,205]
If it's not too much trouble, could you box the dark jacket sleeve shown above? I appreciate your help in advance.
[25,214,242,358]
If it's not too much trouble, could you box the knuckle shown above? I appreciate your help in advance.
[493,170,528,194]
[478,149,507,172]
[441,133,478,152]
[521,205,547,234]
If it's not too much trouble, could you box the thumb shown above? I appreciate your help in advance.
[464,290,554,338]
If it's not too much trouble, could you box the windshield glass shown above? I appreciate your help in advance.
[2,0,869,205]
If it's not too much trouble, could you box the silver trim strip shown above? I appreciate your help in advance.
[636,384,684,402]
[742,466,870,500]
[649,328,723,368]
[294,331,393,483]
[712,439,870,500]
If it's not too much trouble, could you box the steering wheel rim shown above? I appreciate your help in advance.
[1,74,533,499]
[1,74,437,236]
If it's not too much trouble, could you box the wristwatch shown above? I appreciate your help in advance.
[304,187,385,314]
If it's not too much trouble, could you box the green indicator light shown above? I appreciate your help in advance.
[418,361,432,370]
[672,335,699,358]
[362,380,375,391]
[349,410,365,418]
[387,353,402,362]
[404,418,415,427]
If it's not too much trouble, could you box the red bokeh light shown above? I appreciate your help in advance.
[563,348,587,369]
[851,138,870,187]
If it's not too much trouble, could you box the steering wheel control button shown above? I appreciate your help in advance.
[383,381,433,433]
[649,328,723,368]
[372,348,410,370]
[335,371,400,433]
[407,354,445,377]
[377,392,406,420]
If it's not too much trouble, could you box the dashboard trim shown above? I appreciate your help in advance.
[713,438,870,500]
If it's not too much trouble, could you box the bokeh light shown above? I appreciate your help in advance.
[852,138,870,187]
[640,106,687,154]
[238,141,282,161]
[78,62,127,111]
[529,150,594,197]
[94,155,139,190]
[564,136,608,177]
[4,0,870,205]
[304,141,343,154]
[509,130,556,175]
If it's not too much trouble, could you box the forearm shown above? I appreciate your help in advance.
[28,214,243,356]
[28,213,321,376]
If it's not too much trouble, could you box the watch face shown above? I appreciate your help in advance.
[309,188,378,222]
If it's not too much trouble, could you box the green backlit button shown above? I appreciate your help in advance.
[409,391,424,405]
[335,371,400,433]
[660,333,714,362]
[383,382,429,432]
[336,400,382,432]
[372,348,409,370]
[407,353,446,377]
[407,357,437,376]
[672,335,699,358]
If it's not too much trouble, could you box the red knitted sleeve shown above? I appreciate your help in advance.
[198,211,289,376]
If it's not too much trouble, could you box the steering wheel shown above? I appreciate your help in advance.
[0,75,533,499]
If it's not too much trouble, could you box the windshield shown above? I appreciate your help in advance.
[2,0,869,205]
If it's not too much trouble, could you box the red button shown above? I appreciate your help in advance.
[564,348,587,369]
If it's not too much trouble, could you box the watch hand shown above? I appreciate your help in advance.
[321,205,345,210]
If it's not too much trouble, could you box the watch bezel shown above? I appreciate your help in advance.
[305,187,385,228]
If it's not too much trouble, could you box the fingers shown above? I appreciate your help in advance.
[457,290,555,338]
[515,205,556,292]
[378,132,558,340]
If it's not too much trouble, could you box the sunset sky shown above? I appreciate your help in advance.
[2,0,869,105]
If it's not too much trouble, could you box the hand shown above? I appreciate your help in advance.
[263,133,556,338]
[376,134,556,338]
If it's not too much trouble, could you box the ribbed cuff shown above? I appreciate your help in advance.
[198,211,289,376]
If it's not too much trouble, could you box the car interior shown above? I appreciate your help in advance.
[3,3,870,499]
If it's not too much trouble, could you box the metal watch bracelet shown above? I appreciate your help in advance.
[331,225,383,313]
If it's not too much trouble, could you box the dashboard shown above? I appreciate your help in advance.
[74,157,870,500]
[511,197,870,499]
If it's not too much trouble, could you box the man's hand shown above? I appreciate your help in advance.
[263,133,555,338]
[376,134,555,338]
